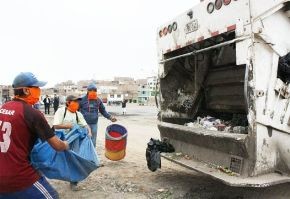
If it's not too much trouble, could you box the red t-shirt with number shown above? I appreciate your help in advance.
[0,99,55,193]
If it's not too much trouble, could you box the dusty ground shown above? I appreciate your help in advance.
[44,104,290,199]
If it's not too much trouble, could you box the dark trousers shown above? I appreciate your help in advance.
[54,105,59,113]
[44,104,50,114]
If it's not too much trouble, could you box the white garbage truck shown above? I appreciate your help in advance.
[155,0,290,187]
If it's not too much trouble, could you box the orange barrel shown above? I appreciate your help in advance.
[105,124,127,161]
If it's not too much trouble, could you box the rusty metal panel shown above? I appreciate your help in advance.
[205,65,246,112]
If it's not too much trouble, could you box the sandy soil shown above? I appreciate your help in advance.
[44,104,290,199]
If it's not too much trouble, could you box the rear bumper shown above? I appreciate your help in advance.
[158,121,249,158]
[158,121,290,186]
[162,153,290,187]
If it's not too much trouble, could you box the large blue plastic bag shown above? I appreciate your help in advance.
[31,126,99,182]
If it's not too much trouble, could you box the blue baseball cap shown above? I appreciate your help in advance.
[12,72,47,88]
[87,83,97,91]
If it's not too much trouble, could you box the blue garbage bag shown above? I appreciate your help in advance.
[31,126,99,182]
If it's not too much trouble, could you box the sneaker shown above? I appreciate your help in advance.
[70,183,80,191]
[99,163,105,167]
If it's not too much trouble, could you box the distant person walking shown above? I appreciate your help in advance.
[43,95,51,114]
[122,99,127,115]
[53,94,60,113]
[79,83,117,147]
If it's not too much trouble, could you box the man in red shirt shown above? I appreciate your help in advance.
[0,72,69,199]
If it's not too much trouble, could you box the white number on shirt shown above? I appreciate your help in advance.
[0,120,12,153]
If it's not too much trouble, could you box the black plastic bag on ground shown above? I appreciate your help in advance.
[146,138,175,172]
[146,145,161,172]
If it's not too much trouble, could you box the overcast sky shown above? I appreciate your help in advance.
[0,0,198,87]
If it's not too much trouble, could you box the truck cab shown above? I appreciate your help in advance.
[156,0,290,187]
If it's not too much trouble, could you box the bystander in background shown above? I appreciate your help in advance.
[43,95,51,114]
[53,94,60,113]
[122,99,127,115]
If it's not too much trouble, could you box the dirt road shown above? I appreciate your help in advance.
[46,104,290,199]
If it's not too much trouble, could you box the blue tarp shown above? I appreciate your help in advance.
[31,126,99,182]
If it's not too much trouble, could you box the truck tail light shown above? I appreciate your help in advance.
[168,25,172,33]
[215,0,223,10]
[223,0,231,5]
[159,30,163,38]
[172,22,178,31]
[207,2,215,14]
[163,27,168,36]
